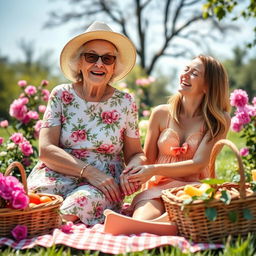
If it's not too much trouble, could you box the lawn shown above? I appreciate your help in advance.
[1,131,255,255]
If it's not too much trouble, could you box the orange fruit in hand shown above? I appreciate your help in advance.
[28,192,41,204]
[39,195,52,203]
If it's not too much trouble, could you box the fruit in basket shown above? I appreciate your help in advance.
[184,185,203,197]
[39,195,52,203]
[28,192,41,204]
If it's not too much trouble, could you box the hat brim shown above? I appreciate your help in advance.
[60,30,136,83]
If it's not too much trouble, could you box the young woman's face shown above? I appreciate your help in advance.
[179,58,206,96]
[79,40,117,86]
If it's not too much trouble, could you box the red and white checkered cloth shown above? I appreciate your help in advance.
[0,224,223,253]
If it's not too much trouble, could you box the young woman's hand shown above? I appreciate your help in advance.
[126,165,154,185]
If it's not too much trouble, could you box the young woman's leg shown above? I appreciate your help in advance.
[132,198,165,220]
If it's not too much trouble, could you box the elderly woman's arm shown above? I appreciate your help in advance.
[39,126,123,203]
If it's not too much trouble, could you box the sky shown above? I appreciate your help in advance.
[0,0,255,88]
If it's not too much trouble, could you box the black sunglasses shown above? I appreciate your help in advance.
[82,53,116,65]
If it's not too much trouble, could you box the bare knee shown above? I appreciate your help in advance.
[132,199,165,220]
[61,214,79,222]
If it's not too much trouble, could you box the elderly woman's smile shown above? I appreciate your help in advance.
[80,40,116,87]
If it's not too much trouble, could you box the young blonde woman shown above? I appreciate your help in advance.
[104,54,231,234]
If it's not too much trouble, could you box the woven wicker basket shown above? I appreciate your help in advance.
[0,162,63,238]
[162,139,256,243]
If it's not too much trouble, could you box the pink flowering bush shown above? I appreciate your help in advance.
[0,172,29,209]
[230,89,256,178]
[0,80,49,173]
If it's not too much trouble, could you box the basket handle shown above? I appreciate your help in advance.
[4,161,28,194]
[208,139,246,199]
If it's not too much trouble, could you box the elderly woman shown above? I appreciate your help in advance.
[27,21,145,225]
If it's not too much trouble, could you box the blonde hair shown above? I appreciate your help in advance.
[168,55,231,141]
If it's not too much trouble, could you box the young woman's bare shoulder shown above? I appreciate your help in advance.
[150,104,170,127]
[152,104,170,116]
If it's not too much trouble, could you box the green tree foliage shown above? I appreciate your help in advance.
[46,0,233,76]
[223,47,256,99]
[203,0,256,47]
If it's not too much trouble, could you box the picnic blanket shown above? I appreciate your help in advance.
[0,223,224,254]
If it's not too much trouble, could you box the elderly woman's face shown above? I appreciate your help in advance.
[79,40,116,86]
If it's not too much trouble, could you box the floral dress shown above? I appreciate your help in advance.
[27,83,139,225]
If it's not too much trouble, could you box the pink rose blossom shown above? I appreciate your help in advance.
[27,110,39,120]
[240,147,249,157]
[71,149,88,159]
[142,110,150,117]
[11,190,29,209]
[230,116,243,132]
[19,140,33,156]
[132,102,137,112]
[0,137,4,145]
[42,89,50,101]
[125,93,132,101]
[38,105,46,113]
[95,205,103,218]
[9,98,28,121]
[21,114,31,124]
[61,221,74,233]
[61,115,67,124]
[41,80,49,86]
[61,91,74,104]
[252,97,256,106]
[235,110,251,125]
[10,133,24,144]
[0,120,9,128]
[71,130,87,142]
[75,196,88,207]
[24,85,37,96]
[101,110,120,124]
[11,225,28,241]
[17,80,27,87]
[20,97,29,105]
[230,89,248,108]
[97,144,114,154]
[33,120,43,138]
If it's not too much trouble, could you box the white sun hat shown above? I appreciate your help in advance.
[60,21,136,83]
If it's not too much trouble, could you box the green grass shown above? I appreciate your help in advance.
[1,131,255,255]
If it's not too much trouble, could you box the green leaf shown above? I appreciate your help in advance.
[220,190,232,205]
[243,208,254,220]
[205,207,217,221]
[228,211,238,222]
[200,178,226,185]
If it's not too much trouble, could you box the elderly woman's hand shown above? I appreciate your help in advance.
[120,171,141,196]
[86,168,122,203]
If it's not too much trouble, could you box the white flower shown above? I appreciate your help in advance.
[0,151,8,157]
[7,143,16,150]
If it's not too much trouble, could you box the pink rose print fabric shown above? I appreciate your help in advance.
[27,84,139,225]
